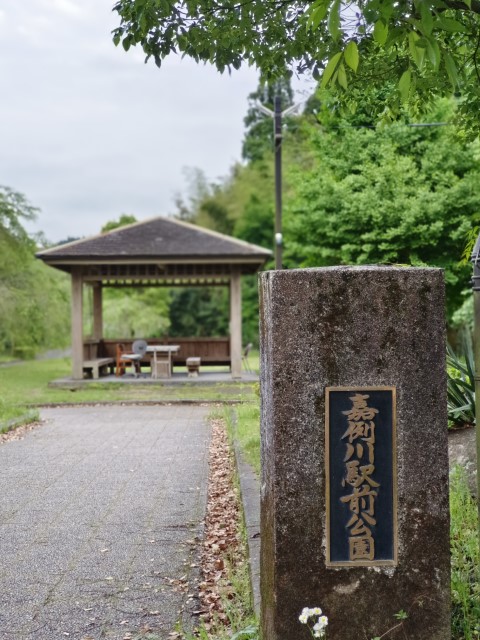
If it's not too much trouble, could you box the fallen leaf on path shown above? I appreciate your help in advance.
[196,418,245,631]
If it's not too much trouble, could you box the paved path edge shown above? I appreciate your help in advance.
[232,436,261,618]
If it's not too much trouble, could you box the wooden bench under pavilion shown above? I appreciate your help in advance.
[36,216,271,380]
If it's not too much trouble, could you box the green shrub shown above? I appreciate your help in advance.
[447,340,476,428]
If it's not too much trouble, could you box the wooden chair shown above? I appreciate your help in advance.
[115,343,141,377]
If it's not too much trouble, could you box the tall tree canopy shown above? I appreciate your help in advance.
[0,187,37,241]
[0,187,70,358]
[284,100,480,317]
[112,0,480,131]
[101,213,137,232]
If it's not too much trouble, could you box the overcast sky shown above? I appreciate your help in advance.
[0,1,311,243]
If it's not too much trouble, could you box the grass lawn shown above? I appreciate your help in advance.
[450,465,480,640]
[0,398,39,433]
[0,353,259,420]
[233,400,261,475]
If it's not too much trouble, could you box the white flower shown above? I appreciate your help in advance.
[313,622,326,638]
[299,606,327,633]
[299,607,310,624]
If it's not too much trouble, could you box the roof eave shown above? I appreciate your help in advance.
[37,254,271,265]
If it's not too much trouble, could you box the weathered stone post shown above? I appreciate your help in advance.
[260,266,450,640]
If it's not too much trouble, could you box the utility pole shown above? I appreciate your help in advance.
[274,95,282,270]
[257,95,301,270]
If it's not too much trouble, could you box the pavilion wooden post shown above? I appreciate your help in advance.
[71,268,84,380]
[230,268,242,378]
[92,283,103,341]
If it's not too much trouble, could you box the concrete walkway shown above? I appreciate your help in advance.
[0,405,211,640]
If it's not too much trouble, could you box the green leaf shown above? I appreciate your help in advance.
[408,31,420,53]
[408,31,424,69]
[460,225,480,264]
[338,61,348,88]
[344,40,359,72]
[436,17,469,33]
[419,3,433,36]
[398,68,411,101]
[308,1,328,30]
[321,51,343,87]
[373,20,388,45]
[425,37,441,70]
[444,52,459,87]
[230,625,259,640]
[328,0,341,40]
[416,46,425,69]
[394,609,409,621]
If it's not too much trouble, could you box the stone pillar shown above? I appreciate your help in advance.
[92,283,103,341]
[71,269,84,380]
[260,266,450,640]
[230,268,242,379]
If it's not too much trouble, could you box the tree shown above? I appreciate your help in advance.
[101,213,137,233]
[0,186,37,276]
[101,287,170,338]
[235,194,274,249]
[112,0,321,75]
[0,258,70,357]
[0,186,37,240]
[168,114,316,344]
[283,99,480,318]
[168,287,229,337]
[112,0,480,132]
[0,187,71,357]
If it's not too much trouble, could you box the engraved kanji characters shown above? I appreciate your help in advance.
[340,393,380,562]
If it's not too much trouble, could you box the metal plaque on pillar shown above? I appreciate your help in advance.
[325,387,397,567]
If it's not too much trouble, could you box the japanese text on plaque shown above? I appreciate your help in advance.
[340,393,379,562]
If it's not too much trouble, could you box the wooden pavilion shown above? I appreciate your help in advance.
[37,216,271,379]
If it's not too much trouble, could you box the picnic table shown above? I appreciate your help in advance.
[147,345,180,378]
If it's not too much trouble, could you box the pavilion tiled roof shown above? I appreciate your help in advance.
[37,215,272,264]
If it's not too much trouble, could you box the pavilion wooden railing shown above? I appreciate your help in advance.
[84,337,231,367]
